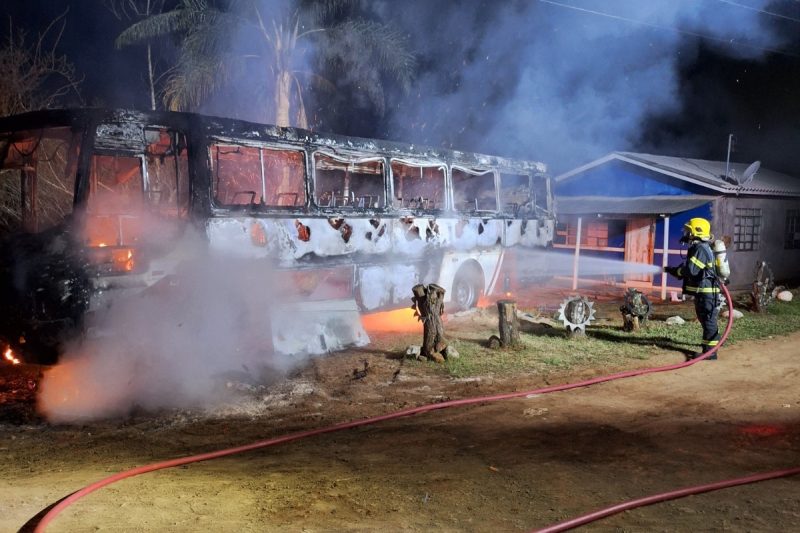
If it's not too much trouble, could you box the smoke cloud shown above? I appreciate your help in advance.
[37,226,300,422]
[383,0,792,174]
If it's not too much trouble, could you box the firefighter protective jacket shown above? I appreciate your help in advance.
[675,240,719,296]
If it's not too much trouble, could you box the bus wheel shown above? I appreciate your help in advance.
[452,265,483,311]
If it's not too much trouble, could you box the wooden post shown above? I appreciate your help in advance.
[497,299,520,347]
[411,284,448,362]
[661,215,670,301]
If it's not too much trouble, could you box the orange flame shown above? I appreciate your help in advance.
[3,347,21,365]
[361,308,423,333]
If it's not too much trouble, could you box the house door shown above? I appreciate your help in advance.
[624,217,655,282]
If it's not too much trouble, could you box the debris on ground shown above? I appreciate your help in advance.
[721,309,745,319]
[351,360,369,380]
[405,345,422,359]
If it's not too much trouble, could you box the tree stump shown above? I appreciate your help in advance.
[497,299,520,347]
[411,284,448,362]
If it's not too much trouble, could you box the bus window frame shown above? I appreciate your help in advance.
[388,157,448,214]
[0,126,83,234]
[208,137,310,212]
[451,165,499,215]
[311,149,387,213]
[498,171,533,218]
[87,149,147,213]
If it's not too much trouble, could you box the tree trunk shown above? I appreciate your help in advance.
[497,299,520,347]
[147,43,156,111]
[275,70,292,127]
[412,284,447,362]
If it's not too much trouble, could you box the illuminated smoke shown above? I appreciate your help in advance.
[383,0,791,173]
[37,226,292,422]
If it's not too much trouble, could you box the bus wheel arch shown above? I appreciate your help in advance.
[451,260,484,311]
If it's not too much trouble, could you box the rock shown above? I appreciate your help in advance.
[665,316,685,325]
[721,309,744,319]
[523,407,549,417]
[443,345,460,360]
[405,345,421,357]
[777,290,794,302]
[487,335,502,349]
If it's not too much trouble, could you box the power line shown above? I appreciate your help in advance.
[716,0,800,24]
[538,0,800,59]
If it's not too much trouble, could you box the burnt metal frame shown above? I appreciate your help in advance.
[0,108,551,222]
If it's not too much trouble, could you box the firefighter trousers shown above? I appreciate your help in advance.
[694,294,720,353]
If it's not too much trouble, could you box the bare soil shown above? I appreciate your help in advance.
[1,310,799,532]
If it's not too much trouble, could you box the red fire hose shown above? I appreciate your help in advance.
[29,284,795,532]
[533,465,800,532]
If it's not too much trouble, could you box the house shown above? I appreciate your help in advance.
[554,152,800,296]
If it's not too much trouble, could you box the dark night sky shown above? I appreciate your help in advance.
[3,0,800,176]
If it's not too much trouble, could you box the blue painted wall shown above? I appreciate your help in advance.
[555,158,717,290]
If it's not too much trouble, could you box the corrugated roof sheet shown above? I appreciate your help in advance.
[555,195,717,215]
[556,152,800,197]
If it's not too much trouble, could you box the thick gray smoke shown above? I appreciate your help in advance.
[384,0,791,173]
[37,227,297,422]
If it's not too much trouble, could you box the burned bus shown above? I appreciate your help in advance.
[0,108,554,361]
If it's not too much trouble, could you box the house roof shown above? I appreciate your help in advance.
[555,195,718,216]
[555,152,800,197]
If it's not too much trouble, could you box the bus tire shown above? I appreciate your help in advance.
[451,264,483,311]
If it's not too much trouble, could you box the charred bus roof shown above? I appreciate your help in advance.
[0,108,548,175]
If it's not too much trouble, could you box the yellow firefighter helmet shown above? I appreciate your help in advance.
[683,217,711,241]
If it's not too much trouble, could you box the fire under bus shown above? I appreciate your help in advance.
[0,108,555,362]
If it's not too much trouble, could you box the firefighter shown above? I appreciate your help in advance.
[664,217,721,360]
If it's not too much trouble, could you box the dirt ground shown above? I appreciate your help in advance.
[1,308,799,533]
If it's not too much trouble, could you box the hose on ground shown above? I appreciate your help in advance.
[533,465,800,532]
[31,283,783,533]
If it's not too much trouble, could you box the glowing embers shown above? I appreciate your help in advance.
[3,347,21,365]
[738,424,788,438]
[37,356,130,422]
[86,246,137,274]
[361,307,422,333]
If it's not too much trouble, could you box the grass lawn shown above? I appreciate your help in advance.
[426,290,800,378]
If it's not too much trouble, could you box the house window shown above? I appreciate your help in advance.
[734,207,761,251]
[555,220,609,248]
[786,209,800,249]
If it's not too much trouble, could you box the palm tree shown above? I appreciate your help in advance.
[115,0,416,128]
[106,0,167,111]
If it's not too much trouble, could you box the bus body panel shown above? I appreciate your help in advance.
[0,108,556,359]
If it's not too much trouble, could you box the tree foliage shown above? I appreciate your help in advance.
[0,11,82,117]
[115,0,416,128]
